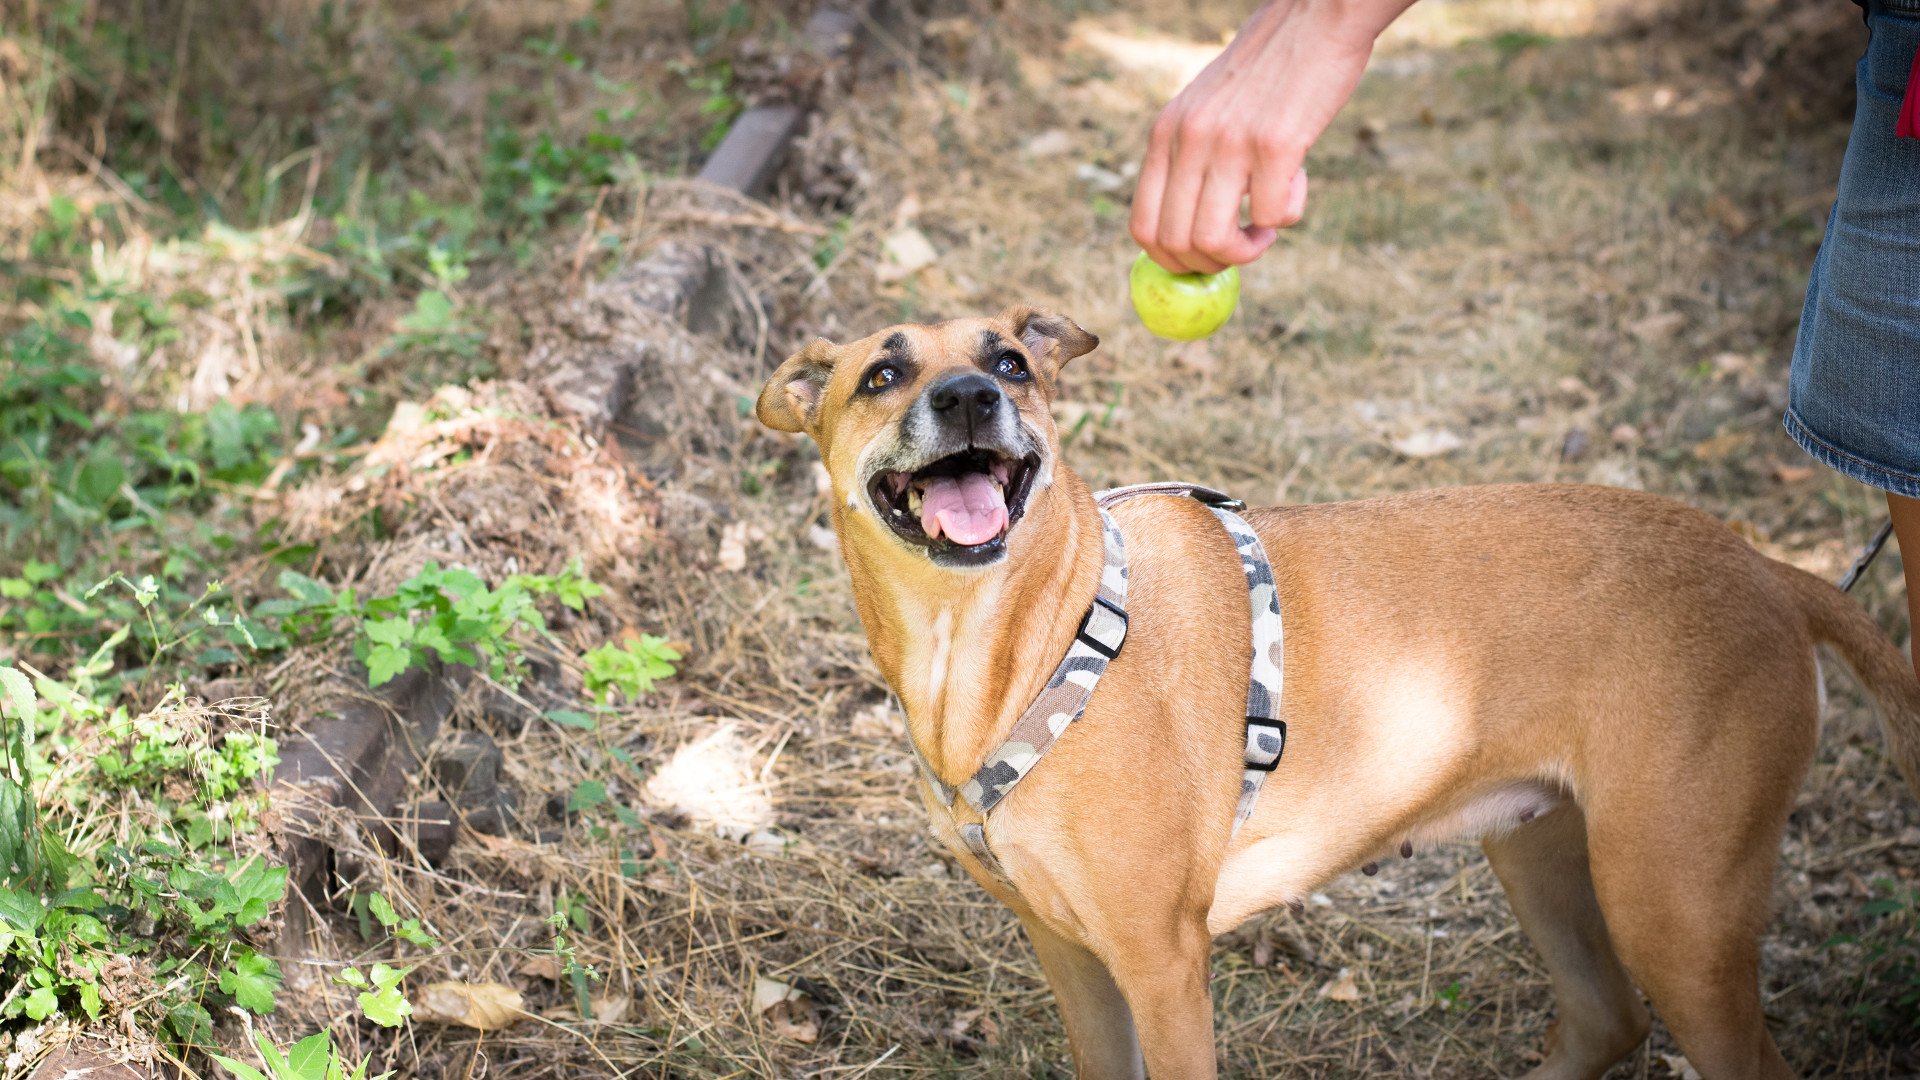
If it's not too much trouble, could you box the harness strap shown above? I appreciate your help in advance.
[1208,507,1287,834]
[956,510,1130,813]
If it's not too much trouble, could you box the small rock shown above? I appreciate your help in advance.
[1560,427,1590,462]
[1390,429,1464,459]
[1023,129,1074,158]
[413,799,457,865]
[1610,422,1641,446]
[431,731,504,806]
[1074,162,1127,193]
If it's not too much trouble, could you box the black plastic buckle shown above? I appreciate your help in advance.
[1244,718,1286,771]
[1076,595,1128,660]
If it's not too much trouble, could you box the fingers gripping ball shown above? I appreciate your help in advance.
[1128,252,1240,341]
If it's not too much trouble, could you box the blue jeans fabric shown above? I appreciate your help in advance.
[1785,0,1920,498]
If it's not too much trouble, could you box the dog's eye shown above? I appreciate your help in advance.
[864,364,901,391]
[994,352,1030,380]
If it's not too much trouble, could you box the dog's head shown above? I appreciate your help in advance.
[757,307,1098,570]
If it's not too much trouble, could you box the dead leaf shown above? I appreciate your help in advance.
[752,976,800,1015]
[1390,430,1464,459]
[876,227,938,283]
[1771,462,1815,484]
[1705,195,1752,236]
[1628,311,1687,344]
[717,521,749,572]
[515,955,563,981]
[416,981,528,1030]
[1662,1053,1702,1080]
[1691,431,1752,463]
[1610,423,1641,447]
[753,976,819,1043]
[544,991,632,1024]
[1318,967,1362,1002]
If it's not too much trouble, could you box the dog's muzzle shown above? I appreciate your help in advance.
[863,372,1043,568]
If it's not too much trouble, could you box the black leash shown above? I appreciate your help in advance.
[1837,518,1896,594]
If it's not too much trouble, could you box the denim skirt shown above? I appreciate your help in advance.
[1785,0,1920,498]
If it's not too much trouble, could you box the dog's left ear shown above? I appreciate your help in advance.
[757,338,838,434]
[1000,306,1098,378]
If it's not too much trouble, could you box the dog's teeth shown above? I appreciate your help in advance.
[907,488,922,512]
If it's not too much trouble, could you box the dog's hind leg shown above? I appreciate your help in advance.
[1021,915,1145,1080]
[1483,803,1649,1080]
[1581,751,1803,1080]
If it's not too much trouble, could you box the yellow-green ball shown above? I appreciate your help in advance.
[1128,252,1240,341]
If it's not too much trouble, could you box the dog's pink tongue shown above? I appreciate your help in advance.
[918,472,1008,546]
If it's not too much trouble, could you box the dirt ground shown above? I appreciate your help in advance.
[11,0,1916,1075]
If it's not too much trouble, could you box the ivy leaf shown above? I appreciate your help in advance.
[366,642,412,686]
[221,949,282,1013]
[334,966,370,988]
[363,617,414,647]
[397,919,440,949]
[22,984,57,1020]
[229,859,287,927]
[358,963,413,1027]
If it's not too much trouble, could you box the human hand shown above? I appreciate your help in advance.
[1130,0,1405,273]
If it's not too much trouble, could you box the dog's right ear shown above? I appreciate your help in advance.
[756,338,838,434]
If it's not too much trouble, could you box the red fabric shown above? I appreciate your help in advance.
[1901,43,1920,139]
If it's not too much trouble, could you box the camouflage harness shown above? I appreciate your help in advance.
[913,482,1287,881]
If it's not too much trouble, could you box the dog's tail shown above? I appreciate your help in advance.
[1781,562,1920,799]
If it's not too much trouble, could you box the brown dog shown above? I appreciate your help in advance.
[755,308,1920,1079]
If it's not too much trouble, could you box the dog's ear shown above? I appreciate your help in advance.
[757,338,838,434]
[1000,306,1098,377]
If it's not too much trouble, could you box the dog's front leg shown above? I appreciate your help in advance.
[1102,920,1218,1080]
[1022,914,1145,1080]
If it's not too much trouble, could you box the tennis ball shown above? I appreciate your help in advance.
[1128,251,1240,341]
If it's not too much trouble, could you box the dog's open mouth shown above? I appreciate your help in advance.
[868,448,1040,563]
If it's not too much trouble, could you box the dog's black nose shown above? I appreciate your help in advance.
[927,372,1001,420]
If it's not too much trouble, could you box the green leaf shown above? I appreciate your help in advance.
[0,579,28,599]
[22,984,57,1020]
[285,1030,333,1080]
[277,569,336,607]
[209,1055,270,1080]
[363,617,414,647]
[543,709,597,731]
[0,666,33,722]
[396,919,439,949]
[229,859,288,926]
[358,963,413,1027]
[334,966,370,988]
[22,560,59,585]
[568,779,607,813]
[221,950,282,1013]
[368,891,398,928]
[1860,898,1909,917]
[365,642,412,686]
[0,886,46,933]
